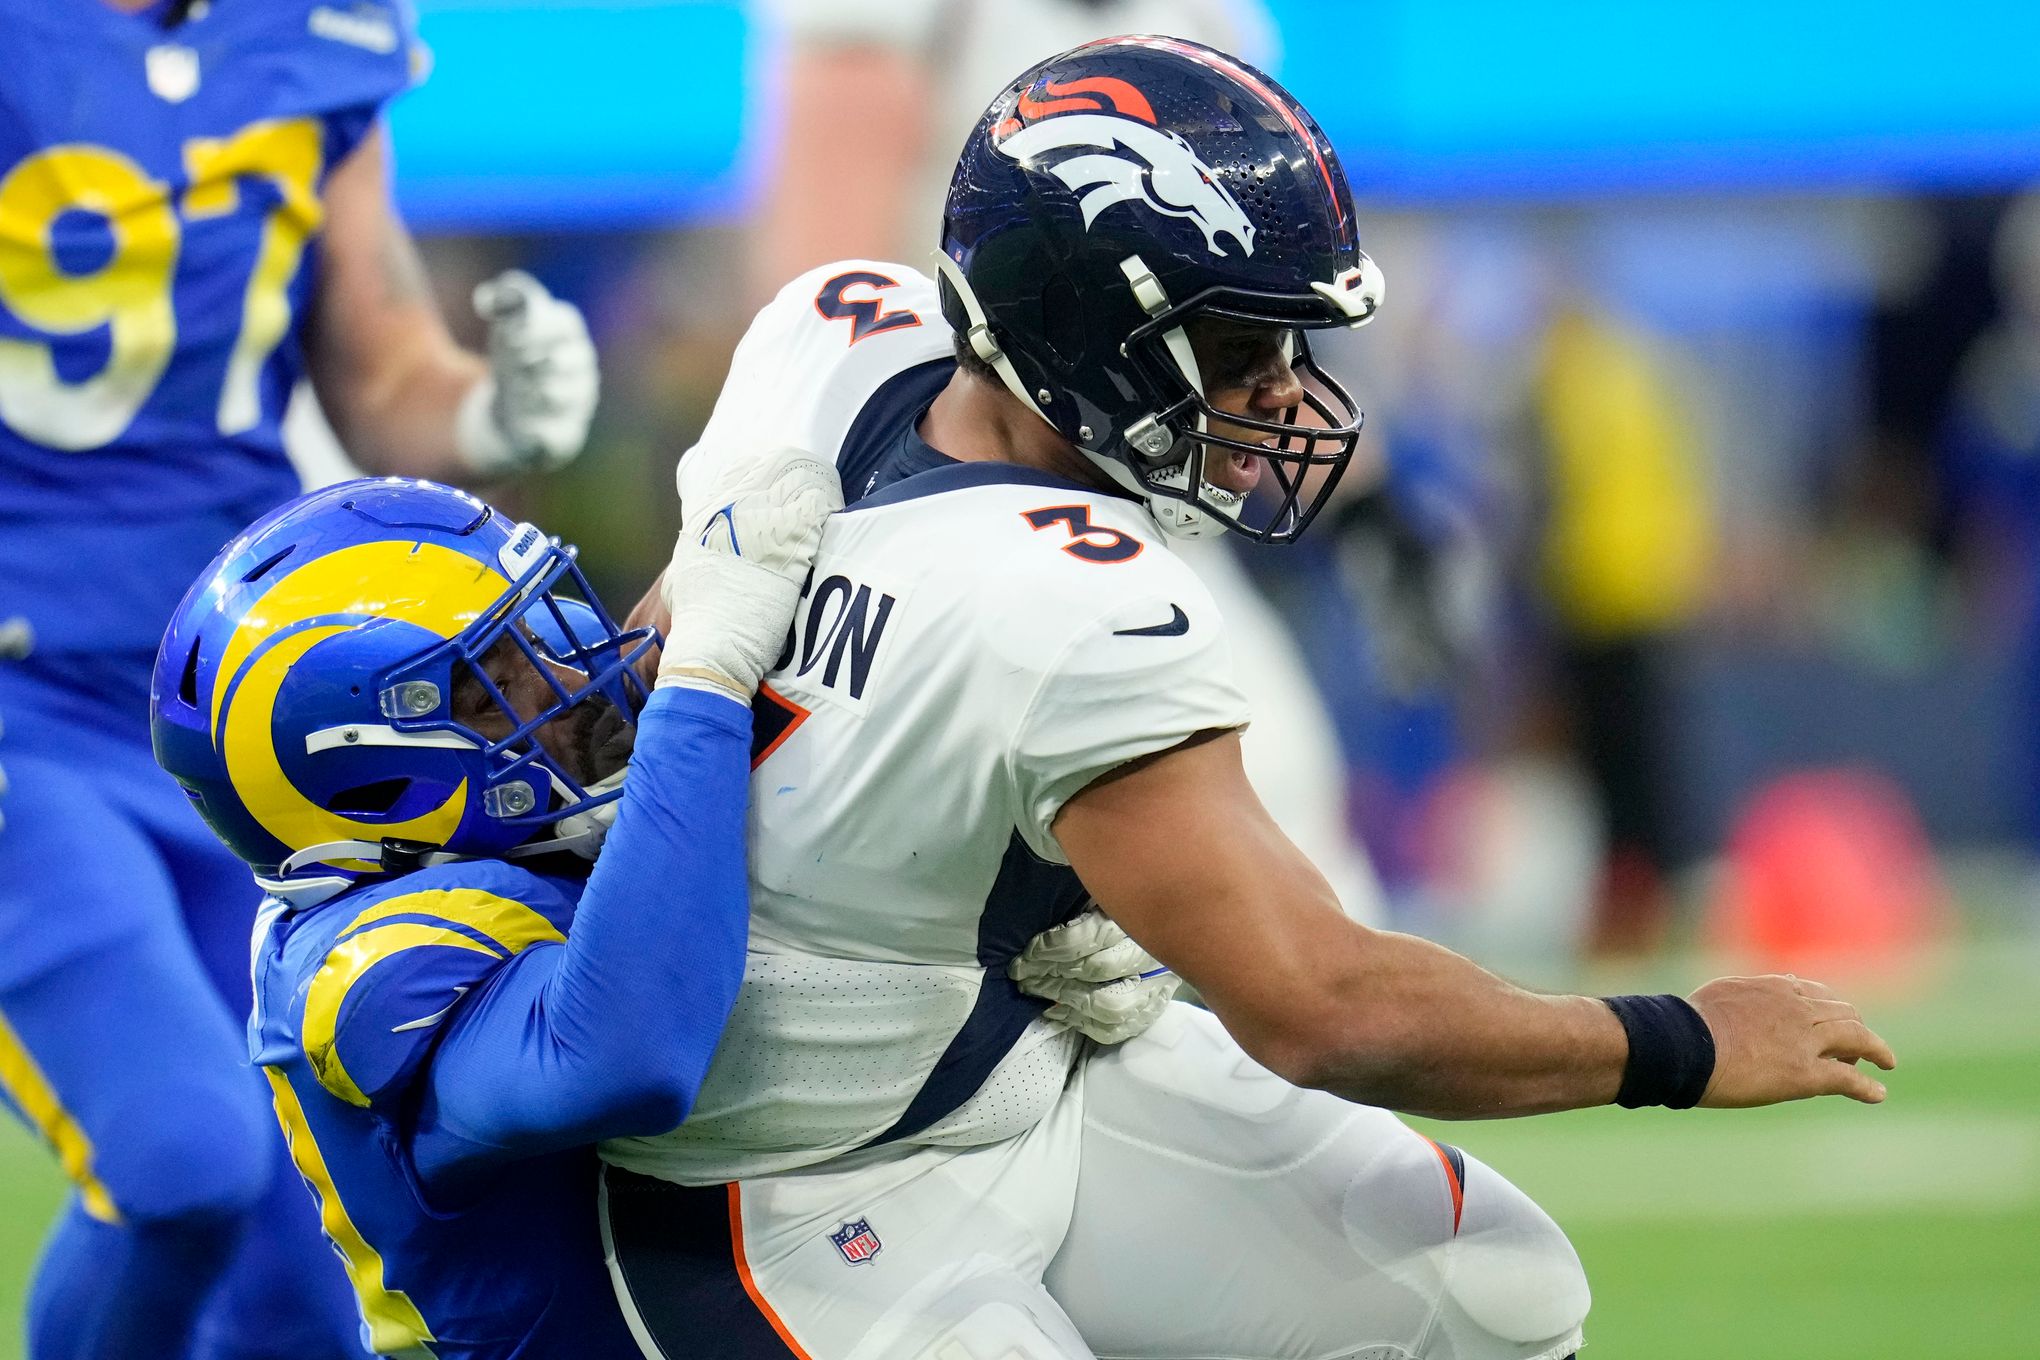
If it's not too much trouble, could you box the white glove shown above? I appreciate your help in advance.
[1009,909,1181,1045]
[658,448,842,702]
[456,270,600,475]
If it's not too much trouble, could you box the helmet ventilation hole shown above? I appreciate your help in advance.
[241,547,295,583]
[329,778,413,816]
[178,639,202,707]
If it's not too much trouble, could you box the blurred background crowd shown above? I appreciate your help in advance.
[331,0,2040,980]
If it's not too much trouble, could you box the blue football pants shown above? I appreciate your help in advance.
[0,660,362,1360]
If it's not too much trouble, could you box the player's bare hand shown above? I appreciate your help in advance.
[1689,974,1896,1108]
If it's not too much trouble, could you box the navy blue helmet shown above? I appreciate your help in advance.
[938,35,1384,544]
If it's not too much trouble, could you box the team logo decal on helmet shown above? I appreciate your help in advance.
[208,539,507,866]
[993,78,1255,259]
[152,479,655,901]
[940,35,1386,545]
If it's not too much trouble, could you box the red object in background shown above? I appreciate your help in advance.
[1711,767,1948,976]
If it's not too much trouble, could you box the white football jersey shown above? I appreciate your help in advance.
[603,262,1249,1183]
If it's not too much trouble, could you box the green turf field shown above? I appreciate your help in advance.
[3,939,2036,1359]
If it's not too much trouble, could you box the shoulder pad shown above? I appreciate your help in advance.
[975,519,1248,862]
[681,260,950,502]
[295,864,572,1109]
[272,0,425,106]
[980,489,1208,649]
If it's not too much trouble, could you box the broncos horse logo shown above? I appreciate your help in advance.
[993,78,1256,259]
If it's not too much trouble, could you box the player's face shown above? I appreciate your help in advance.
[450,632,634,786]
[1185,317,1308,495]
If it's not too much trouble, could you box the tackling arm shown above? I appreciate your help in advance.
[409,687,752,1180]
[1054,730,1895,1118]
[407,449,839,1181]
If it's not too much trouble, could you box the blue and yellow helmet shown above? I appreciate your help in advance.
[150,478,655,895]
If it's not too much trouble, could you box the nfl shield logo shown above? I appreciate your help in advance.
[145,44,201,103]
[828,1218,881,1266]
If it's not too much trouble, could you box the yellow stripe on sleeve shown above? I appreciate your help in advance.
[264,1067,437,1359]
[302,923,498,1107]
[0,1007,121,1224]
[341,888,566,955]
[302,889,567,1108]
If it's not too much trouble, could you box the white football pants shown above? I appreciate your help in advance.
[604,1005,1588,1360]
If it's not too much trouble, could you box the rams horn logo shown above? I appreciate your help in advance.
[993,78,1256,260]
[210,540,510,866]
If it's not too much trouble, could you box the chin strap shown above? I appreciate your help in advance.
[266,796,618,908]
[1141,465,1228,539]
[941,247,1197,534]
[1118,256,1206,429]
[940,248,1210,540]
[540,768,627,860]
[1116,254,1229,540]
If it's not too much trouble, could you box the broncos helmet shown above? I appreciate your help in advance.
[150,478,655,903]
[938,34,1384,543]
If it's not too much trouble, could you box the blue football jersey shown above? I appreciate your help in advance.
[250,858,644,1360]
[0,0,420,655]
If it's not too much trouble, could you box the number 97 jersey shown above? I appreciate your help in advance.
[0,0,420,654]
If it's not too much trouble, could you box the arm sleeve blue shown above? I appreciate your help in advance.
[412,686,752,1179]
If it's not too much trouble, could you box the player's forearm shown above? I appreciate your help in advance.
[1060,737,1630,1119]
[308,124,492,482]
[1265,928,1629,1119]
[423,689,751,1158]
[528,686,753,1137]
[315,329,487,483]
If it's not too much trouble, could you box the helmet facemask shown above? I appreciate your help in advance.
[936,35,1386,545]
[386,547,655,847]
[1115,289,1368,544]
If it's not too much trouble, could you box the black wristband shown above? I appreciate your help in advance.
[1602,994,1716,1109]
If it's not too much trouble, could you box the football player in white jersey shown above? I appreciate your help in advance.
[754,0,1390,930]
[600,37,1897,1360]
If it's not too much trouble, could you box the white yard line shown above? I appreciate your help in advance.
[1463,1111,2040,1225]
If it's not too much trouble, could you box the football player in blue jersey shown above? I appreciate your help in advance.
[144,452,839,1360]
[0,3,599,1358]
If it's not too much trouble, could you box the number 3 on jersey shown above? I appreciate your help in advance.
[1022,505,1143,564]
[813,270,921,345]
[0,118,322,451]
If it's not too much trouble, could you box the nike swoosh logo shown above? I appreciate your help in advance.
[1113,604,1189,638]
[390,986,468,1034]
[697,505,741,556]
